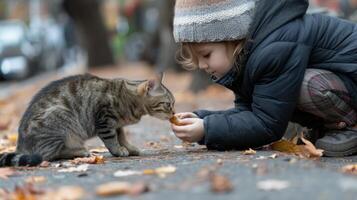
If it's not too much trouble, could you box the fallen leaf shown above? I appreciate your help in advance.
[25,176,46,184]
[6,184,45,200]
[58,164,89,173]
[41,186,84,200]
[0,167,15,179]
[96,182,149,197]
[341,164,357,175]
[210,174,233,193]
[268,154,278,159]
[114,165,176,178]
[243,148,256,155]
[114,170,142,177]
[271,140,301,154]
[270,135,323,158]
[257,179,290,191]
[71,155,105,165]
[299,137,324,157]
[143,165,176,178]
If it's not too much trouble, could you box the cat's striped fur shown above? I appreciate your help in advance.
[0,73,175,167]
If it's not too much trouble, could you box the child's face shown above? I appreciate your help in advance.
[193,43,232,79]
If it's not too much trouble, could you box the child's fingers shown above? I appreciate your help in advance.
[171,123,192,133]
[176,112,198,119]
[179,118,197,125]
[174,133,190,142]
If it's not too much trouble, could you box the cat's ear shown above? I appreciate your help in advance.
[137,80,158,96]
[156,72,163,83]
[137,81,149,96]
[137,73,164,96]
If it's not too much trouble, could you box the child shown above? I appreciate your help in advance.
[170,0,357,157]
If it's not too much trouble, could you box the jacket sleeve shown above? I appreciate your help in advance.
[194,94,251,119]
[200,42,310,150]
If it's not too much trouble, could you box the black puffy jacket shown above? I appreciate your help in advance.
[195,0,357,150]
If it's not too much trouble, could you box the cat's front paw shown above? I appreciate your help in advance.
[110,146,129,157]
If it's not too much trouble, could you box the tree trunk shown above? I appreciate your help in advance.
[62,0,115,67]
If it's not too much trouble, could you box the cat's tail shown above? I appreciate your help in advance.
[0,152,42,167]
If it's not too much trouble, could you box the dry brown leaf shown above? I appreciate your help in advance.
[9,184,45,200]
[40,186,84,200]
[243,148,256,155]
[96,182,149,197]
[0,167,15,179]
[341,164,357,175]
[143,165,176,178]
[270,136,323,158]
[210,174,233,193]
[71,155,105,165]
[299,137,324,157]
[271,140,301,154]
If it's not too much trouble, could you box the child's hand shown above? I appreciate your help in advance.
[170,115,204,143]
[175,112,199,119]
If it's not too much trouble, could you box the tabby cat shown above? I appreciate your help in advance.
[0,73,175,167]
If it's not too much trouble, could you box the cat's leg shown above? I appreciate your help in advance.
[57,147,90,159]
[116,128,141,156]
[96,114,129,157]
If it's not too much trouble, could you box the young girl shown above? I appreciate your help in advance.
[170,0,357,157]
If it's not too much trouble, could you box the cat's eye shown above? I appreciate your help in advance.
[165,102,171,108]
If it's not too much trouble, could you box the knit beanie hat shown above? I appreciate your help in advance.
[173,0,257,43]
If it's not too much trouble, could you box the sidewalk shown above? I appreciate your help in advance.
[0,65,356,200]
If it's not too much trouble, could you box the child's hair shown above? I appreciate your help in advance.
[176,39,246,71]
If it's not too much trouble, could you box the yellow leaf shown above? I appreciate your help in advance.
[243,148,256,155]
[299,137,324,157]
[271,140,301,154]
[270,135,323,158]
[96,182,149,197]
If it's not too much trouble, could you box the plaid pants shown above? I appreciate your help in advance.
[297,69,357,127]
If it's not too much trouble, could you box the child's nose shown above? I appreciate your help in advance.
[198,62,208,70]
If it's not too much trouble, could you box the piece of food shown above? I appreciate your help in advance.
[169,116,183,126]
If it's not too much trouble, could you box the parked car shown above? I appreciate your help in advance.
[0,20,41,80]
[0,19,68,81]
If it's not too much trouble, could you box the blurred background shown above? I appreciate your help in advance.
[0,0,356,159]
[0,0,356,89]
